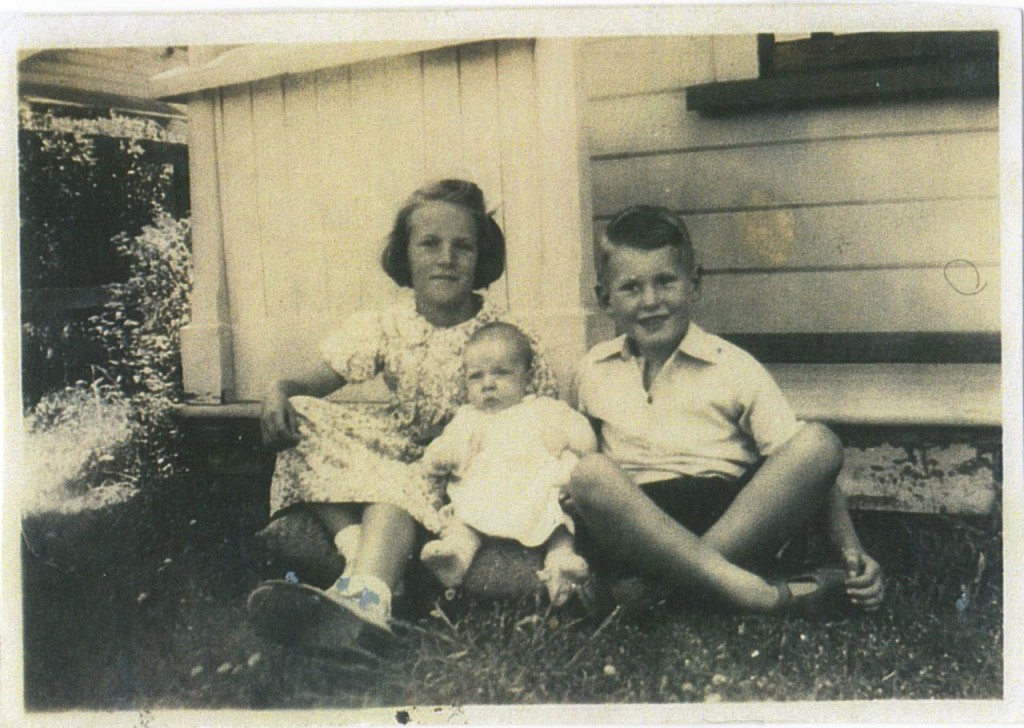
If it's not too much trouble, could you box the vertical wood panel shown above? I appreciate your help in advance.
[250,77,292,318]
[282,72,330,313]
[217,85,268,396]
[315,65,362,320]
[457,43,505,295]
[180,91,235,402]
[422,46,463,179]
[348,58,400,311]
[496,40,542,312]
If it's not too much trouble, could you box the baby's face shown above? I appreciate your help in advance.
[464,338,530,413]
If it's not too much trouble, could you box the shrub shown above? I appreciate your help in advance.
[89,211,193,399]
[23,213,193,510]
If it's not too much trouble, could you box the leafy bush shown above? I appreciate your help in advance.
[23,213,193,510]
[18,101,188,290]
[89,211,193,399]
[19,100,190,404]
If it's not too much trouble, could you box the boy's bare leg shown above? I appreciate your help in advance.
[700,422,844,564]
[568,454,780,612]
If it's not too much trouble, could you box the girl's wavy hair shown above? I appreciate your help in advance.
[381,179,506,289]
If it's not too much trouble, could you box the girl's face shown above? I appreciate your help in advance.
[407,201,479,312]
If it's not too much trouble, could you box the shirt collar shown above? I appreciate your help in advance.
[591,322,724,364]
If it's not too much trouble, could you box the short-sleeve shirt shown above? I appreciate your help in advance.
[575,322,802,483]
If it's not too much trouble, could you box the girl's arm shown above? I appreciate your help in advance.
[260,361,345,449]
[828,485,884,610]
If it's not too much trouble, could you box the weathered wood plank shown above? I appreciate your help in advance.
[838,437,999,515]
[458,42,507,304]
[696,266,1000,334]
[580,36,715,99]
[250,77,298,319]
[151,41,455,99]
[591,130,999,215]
[282,72,331,314]
[496,39,542,312]
[458,43,504,216]
[314,65,363,319]
[585,91,997,157]
[216,85,268,398]
[421,46,463,180]
[590,197,1000,272]
[348,58,404,312]
[180,92,234,403]
[770,363,1001,427]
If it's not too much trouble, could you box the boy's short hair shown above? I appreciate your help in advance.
[598,205,696,284]
[381,179,506,290]
[466,322,534,371]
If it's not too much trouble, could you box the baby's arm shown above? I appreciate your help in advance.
[828,485,884,610]
[423,407,475,478]
[564,409,598,458]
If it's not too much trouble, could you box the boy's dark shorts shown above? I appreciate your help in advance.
[570,468,825,577]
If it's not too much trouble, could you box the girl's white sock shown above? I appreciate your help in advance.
[333,524,362,564]
[330,573,393,624]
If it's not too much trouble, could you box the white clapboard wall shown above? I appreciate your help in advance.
[188,40,588,401]
[580,35,1000,339]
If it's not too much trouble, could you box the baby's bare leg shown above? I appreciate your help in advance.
[421,519,482,589]
[567,454,779,612]
[700,422,843,564]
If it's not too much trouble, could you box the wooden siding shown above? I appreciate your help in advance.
[581,36,1001,340]
[194,40,593,400]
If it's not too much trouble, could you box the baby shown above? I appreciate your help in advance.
[420,322,597,605]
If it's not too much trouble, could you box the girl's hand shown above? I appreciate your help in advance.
[842,548,884,611]
[260,384,301,450]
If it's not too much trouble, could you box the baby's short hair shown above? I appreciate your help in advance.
[466,322,534,371]
[598,205,696,283]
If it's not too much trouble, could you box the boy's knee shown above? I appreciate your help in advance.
[802,421,844,477]
[568,453,621,507]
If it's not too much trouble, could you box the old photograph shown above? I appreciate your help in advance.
[4,3,1022,724]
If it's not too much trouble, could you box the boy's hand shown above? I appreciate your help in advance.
[842,548,884,611]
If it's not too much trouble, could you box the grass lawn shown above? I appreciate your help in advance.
[21,477,1002,712]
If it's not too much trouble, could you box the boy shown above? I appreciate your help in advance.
[567,205,883,613]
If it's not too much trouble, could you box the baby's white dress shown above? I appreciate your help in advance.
[424,395,596,547]
[268,296,558,534]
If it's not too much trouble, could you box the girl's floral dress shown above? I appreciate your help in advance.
[268,295,558,534]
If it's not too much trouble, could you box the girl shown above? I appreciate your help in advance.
[248,180,558,649]
[420,322,597,606]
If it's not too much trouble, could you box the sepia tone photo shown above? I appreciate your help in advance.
[4,4,1022,724]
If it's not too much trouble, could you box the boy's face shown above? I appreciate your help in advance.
[600,245,700,361]
[464,338,530,413]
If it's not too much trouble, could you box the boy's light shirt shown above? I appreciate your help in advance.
[576,322,803,484]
